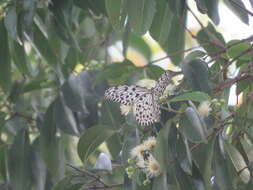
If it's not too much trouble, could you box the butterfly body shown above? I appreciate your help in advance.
[104,71,172,125]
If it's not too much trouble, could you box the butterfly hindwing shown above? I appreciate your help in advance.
[134,93,161,126]
[105,85,150,105]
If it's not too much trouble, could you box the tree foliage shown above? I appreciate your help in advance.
[0,0,253,189]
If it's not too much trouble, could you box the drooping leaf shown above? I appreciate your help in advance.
[227,40,251,61]
[8,130,32,190]
[10,40,31,76]
[4,5,18,40]
[223,0,249,24]
[149,0,173,46]
[126,0,156,35]
[213,135,233,189]
[196,23,225,55]
[164,7,187,64]
[77,125,115,164]
[0,20,11,92]
[182,59,211,94]
[179,107,207,143]
[204,0,220,24]
[105,0,126,31]
[195,0,207,14]
[224,141,250,183]
[54,96,79,136]
[39,102,65,182]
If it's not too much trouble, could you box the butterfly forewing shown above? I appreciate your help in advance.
[104,85,150,106]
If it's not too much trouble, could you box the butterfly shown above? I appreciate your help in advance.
[104,71,172,125]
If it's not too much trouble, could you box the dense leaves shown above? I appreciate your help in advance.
[0,0,252,190]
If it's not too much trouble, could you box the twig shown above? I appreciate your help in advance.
[229,0,253,16]
[161,106,182,114]
[149,44,206,64]
[80,183,123,190]
[190,120,232,151]
[67,164,123,190]
[214,73,253,93]
[186,4,224,48]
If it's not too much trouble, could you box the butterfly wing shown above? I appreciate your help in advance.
[104,85,150,105]
[134,93,161,126]
[153,70,172,97]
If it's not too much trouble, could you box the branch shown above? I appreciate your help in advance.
[149,44,206,64]
[80,183,123,190]
[67,164,123,190]
[186,4,224,48]
[214,73,253,93]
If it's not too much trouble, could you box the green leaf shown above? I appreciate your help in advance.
[61,70,94,114]
[164,6,187,64]
[196,23,225,55]
[127,33,152,64]
[152,122,170,188]
[179,107,207,143]
[74,0,107,15]
[52,175,83,190]
[167,0,186,16]
[77,125,115,164]
[31,23,58,66]
[105,0,126,31]
[182,59,211,94]
[146,66,165,80]
[170,91,211,103]
[21,0,36,37]
[40,102,65,182]
[195,0,207,14]
[31,139,47,190]
[10,40,31,75]
[96,60,136,85]
[154,121,171,172]
[0,144,8,182]
[4,5,18,40]
[173,159,195,190]
[49,1,80,49]
[223,0,249,24]
[192,135,216,189]
[224,142,250,183]
[213,135,233,189]
[8,130,32,190]
[126,0,156,35]
[0,19,11,92]
[149,0,173,46]
[54,96,79,136]
[184,50,206,62]
[204,0,220,24]
[227,40,251,61]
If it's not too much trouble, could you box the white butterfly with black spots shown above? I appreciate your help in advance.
[104,71,172,126]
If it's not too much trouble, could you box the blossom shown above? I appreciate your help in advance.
[120,104,133,116]
[136,158,146,168]
[130,144,148,158]
[145,155,161,178]
[198,101,212,117]
[143,136,157,150]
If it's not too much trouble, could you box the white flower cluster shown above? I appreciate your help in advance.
[198,101,212,117]
[126,137,161,181]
